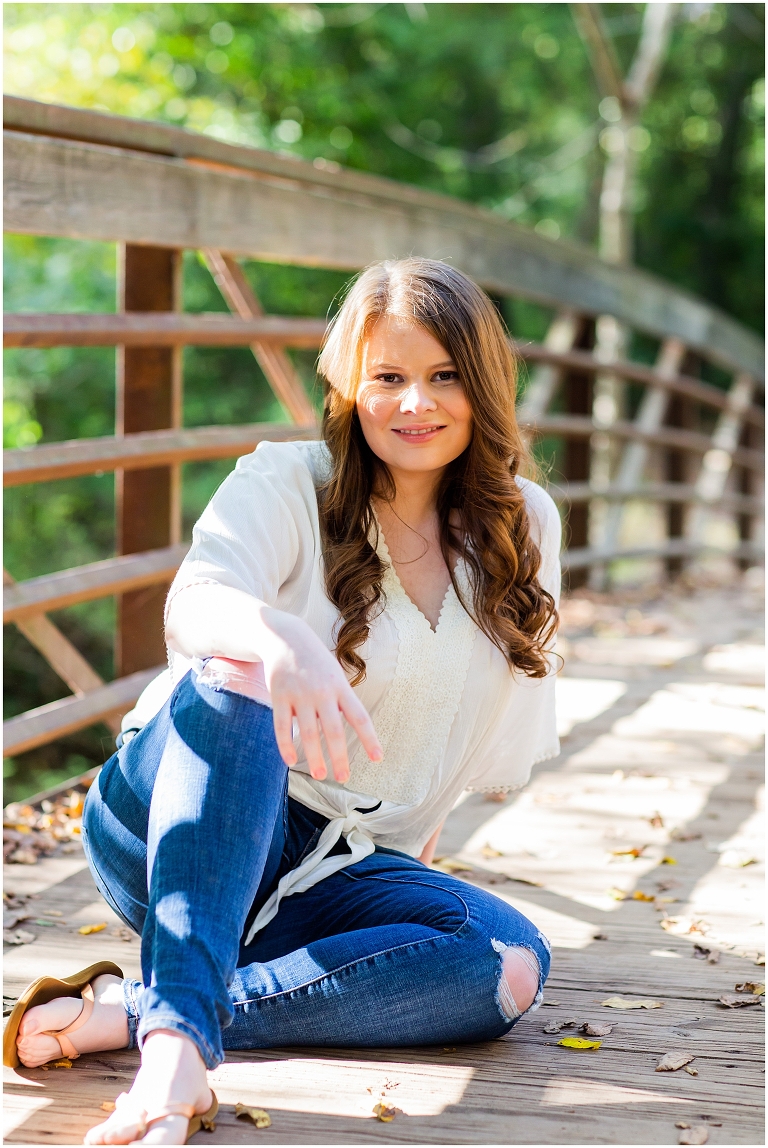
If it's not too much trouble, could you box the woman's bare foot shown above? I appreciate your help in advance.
[17,975,128,1068]
[84,1030,212,1145]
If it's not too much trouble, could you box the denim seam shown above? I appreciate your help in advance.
[232,926,466,1009]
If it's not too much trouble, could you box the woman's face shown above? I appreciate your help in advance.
[356,315,473,479]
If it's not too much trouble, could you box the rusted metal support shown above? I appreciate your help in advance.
[116,244,182,677]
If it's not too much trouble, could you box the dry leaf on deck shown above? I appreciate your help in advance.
[601,997,663,1009]
[648,812,664,829]
[100,1102,116,1112]
[581,1022,613,1037]
[3,929,35,945]
[670,829,701,841]
[611,847,646,859]
[656,1052,695,1072]
[543,1017,579,1034]
[432,858,473,874]
[632,891,655,901]
[693,945,720,964]
[734,982,764,995]
[481,845,503,858]
[661,856,677,865]
[678,1125,709,1145]
[558,1037,601,1050]
[683,1065,698,1076]
[78,922,107,935]
[51,1058,72,1068]
[608,886,628,901]
[718,994,761,1008]
[372,1103,402,1122]
[235,1104,271,1128]
[541,999,561,1007]
[754,955,765,967]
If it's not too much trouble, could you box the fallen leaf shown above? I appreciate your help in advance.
[3,929,35,945]
[608,886,628,901]
[558,1037,601,1050]
[656,879,679,891]
[235,1104,271,1128]
[601,997,663,1010]
[592,933,608,941]
[661,856,677,865]
[734,982,764,995]
[678,1125,709,1145]
[51,1058,72,1068]
[100,1102,116,1112]
[683,1065,698,1076]
[481,845,503,859]
[656,1052,695,1072]
[718,994,761,1008]
[372,1103,402,1122]
[718,850,757,869]
[543,1017,579,1034]
[693,944,719,963]
[541,1000,561,1006]
[78,922,107,935]
[670,829,701,841]
[632,891,655,901]
[432,858,473,874]
[581,1022,613,1037]
[509,876,544,887]
[648,812,664,829]
[754,954,765,967]
[611,846,646,858]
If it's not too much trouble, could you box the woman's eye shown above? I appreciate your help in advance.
[377,374,402,385]
[434,371,459,384]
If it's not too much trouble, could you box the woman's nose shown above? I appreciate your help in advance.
[400,382,438,414]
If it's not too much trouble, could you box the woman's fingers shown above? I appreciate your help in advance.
[339,689,383,762]
[294,703,327,781]
[272,699,297,767]
[316,700,351,783]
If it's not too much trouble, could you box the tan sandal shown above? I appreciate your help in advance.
[3,960,123,1069]
[100,1089,218,1142]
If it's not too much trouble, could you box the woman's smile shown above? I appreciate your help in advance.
[391,423,447,441]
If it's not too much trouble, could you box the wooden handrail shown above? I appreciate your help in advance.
[3,312,327,348]
[3,423,319,487]
[5,96,764,378]
[5,313,764,428]
[3,666,165,756]
[549,482,763,513]
[563,538,763,571]
[4,544,190,623]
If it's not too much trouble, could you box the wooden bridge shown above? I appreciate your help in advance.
[3,96,765,1145]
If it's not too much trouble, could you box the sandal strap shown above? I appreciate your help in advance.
[112,1093,196,1136]
[145,1103,196,1124]
[41,984,94,1061]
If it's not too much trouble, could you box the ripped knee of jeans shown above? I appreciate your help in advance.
[491,938,543,1023]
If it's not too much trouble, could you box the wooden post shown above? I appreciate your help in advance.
[562,319,595,589]
[115,245,182,677]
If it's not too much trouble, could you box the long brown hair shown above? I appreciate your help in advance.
[317,257,557,685]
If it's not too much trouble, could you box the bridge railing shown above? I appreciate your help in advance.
[3,95,764,759]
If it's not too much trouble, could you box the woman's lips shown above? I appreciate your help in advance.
[391,425,446,442]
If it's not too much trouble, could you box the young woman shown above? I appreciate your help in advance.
[6,258,561,1145]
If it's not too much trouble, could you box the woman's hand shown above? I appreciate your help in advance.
[256,608,383,783]
[166,583,382,782]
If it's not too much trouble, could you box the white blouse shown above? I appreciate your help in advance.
[125,440,561,940]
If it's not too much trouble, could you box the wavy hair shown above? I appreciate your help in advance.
[317,257,557,685]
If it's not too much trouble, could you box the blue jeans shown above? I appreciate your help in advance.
[82,671,550,1069]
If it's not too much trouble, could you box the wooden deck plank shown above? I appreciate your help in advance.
[4,582,763,1145]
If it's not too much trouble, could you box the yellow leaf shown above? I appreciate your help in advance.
[481,845,503,859]
[611,847,645,858]
[608,886,627,900]
[632,891,655,901]
[558,1037,601,1050]
[373,1102,401,1121]
[433,858,473,873]
[78,923,107,935]
[601,996,663,1009]
[51,1058,72,1068]
[100,1101,116,1112]
[234,1104,271,1128]
[661,856,677,865]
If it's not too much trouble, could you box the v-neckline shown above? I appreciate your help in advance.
[375,522,456,636]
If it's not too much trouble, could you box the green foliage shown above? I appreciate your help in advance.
[2,3,764,797]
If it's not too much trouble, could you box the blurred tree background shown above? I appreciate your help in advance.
[3,2,764,798]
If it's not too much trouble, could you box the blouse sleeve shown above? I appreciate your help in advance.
[463,480,562,793]
[165,441,312,619]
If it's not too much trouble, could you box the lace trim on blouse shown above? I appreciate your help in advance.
[346,530,478,807]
